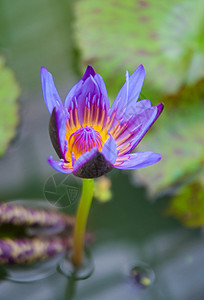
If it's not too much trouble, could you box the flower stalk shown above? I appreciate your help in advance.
[72,178,94,266]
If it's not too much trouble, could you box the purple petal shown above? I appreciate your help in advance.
[155,102,164,118]
[128,103,164,151]
[114,151,161,169]
[101,135,117,165]
[76,76,102,124]
[93,73,110,110]
[127,64,145,103]
[122,99,151,122]
[82,65,96,81]
[41,67,62,114]
[108,65,145,129]
[117,103,164,154]
[48,156,73,174]
[108,70,129,128]
[64,66,97,110]
[64,77,94,124]
[114,106,156,143]
[64,80,83,109]
[54,107,69,157]
[65,73,109,125]
[73,147,99,173]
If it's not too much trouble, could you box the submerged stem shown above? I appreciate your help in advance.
[72,178,94,266]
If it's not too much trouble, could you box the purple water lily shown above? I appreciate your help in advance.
[41,65,163,178]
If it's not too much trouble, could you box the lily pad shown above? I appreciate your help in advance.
[74,0,204,195]
[74,0,204,100]
[134,80,204,195]
[166,180,204,228]
[0,55,20,157]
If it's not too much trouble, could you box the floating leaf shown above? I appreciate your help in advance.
[133,81,204,195]
[166,181,204,228]
[74,0,204,194]
[74,0,204,101]
[0,55,20,157]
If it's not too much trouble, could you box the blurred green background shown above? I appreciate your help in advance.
[0,0,204,299]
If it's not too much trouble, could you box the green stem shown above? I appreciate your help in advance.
[72,178,94,266]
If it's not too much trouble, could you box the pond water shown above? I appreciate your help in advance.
[0,0,204,299]
[1,168,203,300]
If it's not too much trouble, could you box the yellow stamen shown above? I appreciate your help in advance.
[117,133,132,147]
[106,111,116,130]
[66,119,71,132]
[70,109,75,129]
[74,108,80,128]
[114,122,128,139]
[98,109,105,128]
[87,107,91,125]
[115,155,129,165]
[118,143,131,156]
[111,123,121,138]
[90,103,94,124]
[94,105,99,125]
[64,102,112,169]
[83,106,88,125]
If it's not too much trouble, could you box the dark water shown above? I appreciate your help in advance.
[0,0,204,299]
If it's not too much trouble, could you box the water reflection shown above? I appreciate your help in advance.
[0,227,203,300]
[58,249,94,281]
[2,255,63,283]
[74,230,204,300]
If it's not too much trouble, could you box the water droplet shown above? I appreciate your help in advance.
[130,262,155,289]
[58,249,94,280]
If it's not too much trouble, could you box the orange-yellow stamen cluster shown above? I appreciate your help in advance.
[64,96,136,168]
[65,98,110,167]
[67,126,103,163]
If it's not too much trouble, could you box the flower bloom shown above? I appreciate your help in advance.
[41,65,163,178]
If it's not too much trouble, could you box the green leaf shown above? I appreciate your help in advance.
[74,0,204,194]
[0,55,20,157]
[74,0,204,101]
[134,81,204,195]
[166,180,204,228]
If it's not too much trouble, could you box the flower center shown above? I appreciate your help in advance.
[65,126,103,165]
